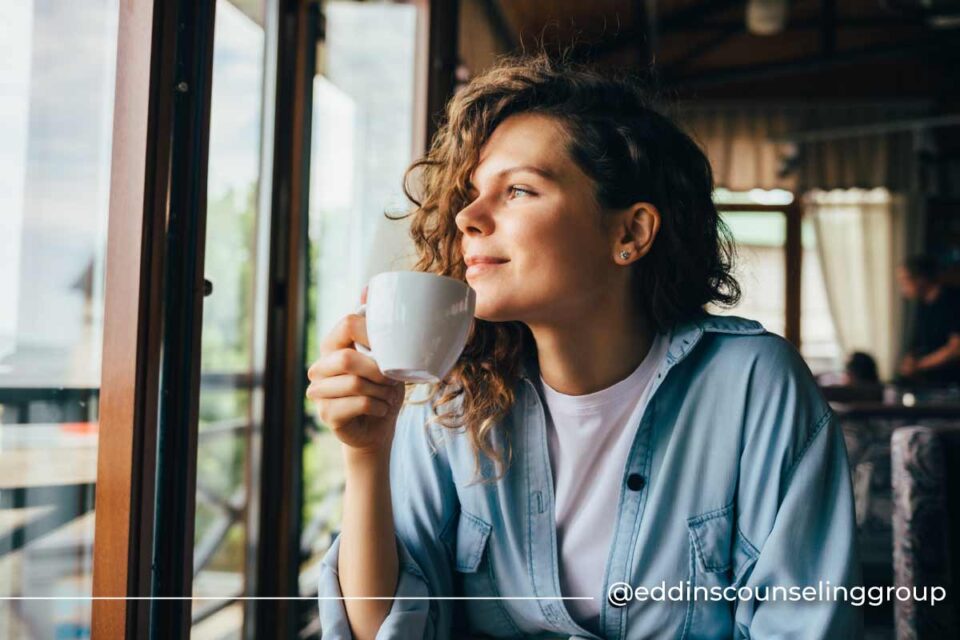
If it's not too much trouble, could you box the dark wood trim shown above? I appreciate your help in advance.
[478,0,516,52]
[634,0,658,70]
[425,0,459,150]
[92,0,174,637]
[820,0,836,58]
[785,201,803,348]
[148,0,218,637]
[253,1,314,637]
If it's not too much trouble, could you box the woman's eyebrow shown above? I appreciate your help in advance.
[468,164,557,187]
[497,165,556,180]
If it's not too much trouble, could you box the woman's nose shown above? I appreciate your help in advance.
[455,197,494,236]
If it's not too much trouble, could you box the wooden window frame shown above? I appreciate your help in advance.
[422,0,459,152]
[252,0,316,638]
[93,1,458,638]
[92,0,218,637]
[716,200,803,347]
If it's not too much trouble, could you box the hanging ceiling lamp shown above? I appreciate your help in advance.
[746,0,791,36]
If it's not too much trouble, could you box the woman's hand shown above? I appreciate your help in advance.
[306,290,405,458]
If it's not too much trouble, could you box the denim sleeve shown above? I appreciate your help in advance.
[734,411,864,638]
[318,400,459,639]
[730,336,863,638]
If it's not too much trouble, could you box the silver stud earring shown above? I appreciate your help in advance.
[619,250,631,260]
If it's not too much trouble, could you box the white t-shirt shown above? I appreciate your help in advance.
[539,332,670,633]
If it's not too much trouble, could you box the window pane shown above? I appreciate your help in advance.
[800,218,842,374]
[193,1,268,636]
[0,1,118,637]
[713,187,794,206]
[710,210,788,337]
[299,0,421,631]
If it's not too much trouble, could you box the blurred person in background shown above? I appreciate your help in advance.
[818,351,880,387]
[846,352,880,385]
[897,255,960,385]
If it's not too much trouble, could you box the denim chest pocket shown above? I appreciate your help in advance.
[453,510,523,638]
[681,504,758,640]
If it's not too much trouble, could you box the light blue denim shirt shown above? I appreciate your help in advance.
[318,314,863,639]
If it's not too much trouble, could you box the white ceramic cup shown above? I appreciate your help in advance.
[355,271,476,383]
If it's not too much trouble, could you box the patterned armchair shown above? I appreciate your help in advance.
[841,419,896,566]
[891,425,960,639]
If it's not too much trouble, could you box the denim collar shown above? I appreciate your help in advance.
[517,313,765,382]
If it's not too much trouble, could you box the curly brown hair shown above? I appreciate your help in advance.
[396,53,739,482]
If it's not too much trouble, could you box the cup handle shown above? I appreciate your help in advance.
[353,303,373,357]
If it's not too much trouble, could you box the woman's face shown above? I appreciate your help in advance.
[456,112,623,325]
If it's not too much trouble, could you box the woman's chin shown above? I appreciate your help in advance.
[473,302,515,323]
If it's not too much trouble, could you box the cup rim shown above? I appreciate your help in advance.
[369,270,471,291]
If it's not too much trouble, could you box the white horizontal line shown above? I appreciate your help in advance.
[0,596,596,601]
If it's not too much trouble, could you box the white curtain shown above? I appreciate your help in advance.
[805,189,907,380]
[673,102,799,191]
[673,101,927,192]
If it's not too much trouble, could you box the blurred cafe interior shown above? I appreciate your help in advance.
[1,0,960,638]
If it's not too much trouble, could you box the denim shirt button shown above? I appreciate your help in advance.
[626,473,646,491]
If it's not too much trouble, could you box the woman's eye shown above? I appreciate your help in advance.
[508,186,534,198]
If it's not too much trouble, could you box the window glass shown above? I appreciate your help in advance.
[193,1,269,636]
[713,209,788,336]
[299,1,421,632]
[711,190,841,374]
[0,1,119,638]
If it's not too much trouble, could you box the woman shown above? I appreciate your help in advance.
[309,54,861,639]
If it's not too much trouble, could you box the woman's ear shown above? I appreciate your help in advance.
[613,202,661,264]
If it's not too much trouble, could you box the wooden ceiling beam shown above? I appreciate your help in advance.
[479,0,518,53]
[661,16,924,33]
[635,0,658,67]
[664,34,960,90]
[821,0,836,57]
[666,23,743,74]
[660,0,743,31]
[573,0,746,60]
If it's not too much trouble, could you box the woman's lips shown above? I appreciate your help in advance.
[466,263,503,278]
[465,258,508,278]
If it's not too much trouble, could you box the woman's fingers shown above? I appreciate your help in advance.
[306,374,399,404]
[306,308,406,433]
[314,395,392,423]
[308,348,392,385]
[318,313,371,355]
